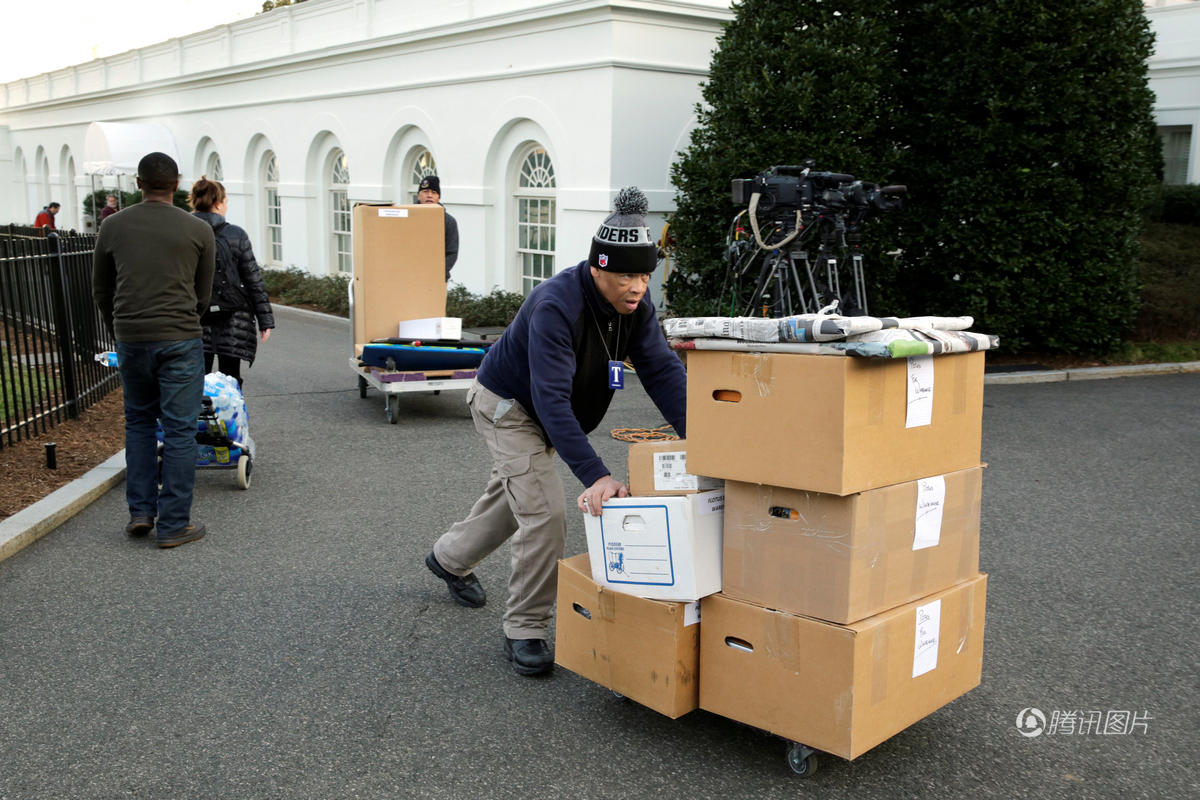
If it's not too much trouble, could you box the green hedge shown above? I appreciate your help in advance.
[1145,185,1200,226]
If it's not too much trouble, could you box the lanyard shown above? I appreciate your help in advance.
[588,304,624,390]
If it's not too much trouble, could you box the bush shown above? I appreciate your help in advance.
[667,0,1162,355]
[1145,184,1200,226]
[262,267,350,316]
[1136,222,1200,339]
[446,284,525,327]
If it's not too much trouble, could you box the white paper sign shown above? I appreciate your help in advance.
[912,598,942,678]
[684,601,701,627]
[906,355,935,428]
[696,489,725,515]
[653,451,697,492]
[913,475,946,551]
[377,208,409,218]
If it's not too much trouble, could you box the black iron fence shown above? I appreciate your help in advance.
[0,229,119,449]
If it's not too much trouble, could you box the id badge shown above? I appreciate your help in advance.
[608,360,625,390]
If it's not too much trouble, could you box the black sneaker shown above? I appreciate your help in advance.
[125,516,155,536]
[425,552,486,608]
[157,523,206,548]
[504,637,554,676]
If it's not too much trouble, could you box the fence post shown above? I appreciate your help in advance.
[46,233,81,420]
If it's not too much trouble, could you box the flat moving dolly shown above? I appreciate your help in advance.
[350,356,477,424]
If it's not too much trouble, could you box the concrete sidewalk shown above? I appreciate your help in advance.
[1,305,1195,799]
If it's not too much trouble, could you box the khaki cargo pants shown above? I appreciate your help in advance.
[433,381,567,640]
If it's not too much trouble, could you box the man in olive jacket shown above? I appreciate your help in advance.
[93,152,215,548]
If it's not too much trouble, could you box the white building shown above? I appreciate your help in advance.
[0,0,732,295]
[1,0,1197,291]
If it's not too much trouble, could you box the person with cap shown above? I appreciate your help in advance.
[423,186,686,676]
[416,175,459,281]
[35,202,60,232]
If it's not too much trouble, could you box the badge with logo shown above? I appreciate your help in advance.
[608,361,624,390]
[598,253,608,268]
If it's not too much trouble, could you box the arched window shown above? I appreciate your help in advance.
[515,146,556,295]
[207,152,224,181]
[330,149,352,273]
[408,149,437,203]
[263,152,282,265]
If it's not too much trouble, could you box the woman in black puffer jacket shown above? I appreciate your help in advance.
[189,177,275,388]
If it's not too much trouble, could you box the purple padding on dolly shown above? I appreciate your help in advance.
[451,370,478,379]
[377,371,428,383]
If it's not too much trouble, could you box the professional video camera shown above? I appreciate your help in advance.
[723,161,906,317]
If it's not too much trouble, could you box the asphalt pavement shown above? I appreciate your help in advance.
[1,305,1197,799]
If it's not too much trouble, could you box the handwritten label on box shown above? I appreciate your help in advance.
[912,598,942,678]
[906,355,934,428]
[378,208,409,218]
[913,475,946,551]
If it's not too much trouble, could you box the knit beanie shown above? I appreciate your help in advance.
[418,175,441,194]
[589,187,657,273]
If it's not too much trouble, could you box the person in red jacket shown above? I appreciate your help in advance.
[34,202,60,231]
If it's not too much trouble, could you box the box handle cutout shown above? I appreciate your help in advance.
[713,389,742,403]
[621,515,646,532]
[724,636,754,653]
[572,603,592,620]
[768,505,799,521]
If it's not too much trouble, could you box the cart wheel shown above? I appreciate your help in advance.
[236,454,252,490]
[611,690,628,701]
[785,742,819,777]
[385,396,398,424]
[433,390,441,396]
[358,375,368,398]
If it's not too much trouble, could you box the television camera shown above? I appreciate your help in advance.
[725,162,906,318]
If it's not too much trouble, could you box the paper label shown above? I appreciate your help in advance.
[601,506,674,585]
[683,601,701,627]
[906,355,934,428]
[912,598,942,677]
[378,208,409,218]
[653,451,697,492]
[696,489,724,515]
[913,475,946,550]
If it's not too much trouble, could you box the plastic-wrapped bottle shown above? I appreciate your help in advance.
[94,351,119,367]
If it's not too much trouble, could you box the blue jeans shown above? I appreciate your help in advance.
[116,338,204,536]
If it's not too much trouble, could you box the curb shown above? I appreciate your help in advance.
[2,357,1197,567]
[0,450,126,564]
[984,360,1200,385]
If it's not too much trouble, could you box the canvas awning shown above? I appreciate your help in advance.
[82,121,179,175]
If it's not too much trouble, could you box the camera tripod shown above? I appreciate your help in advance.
[738,216,870,318]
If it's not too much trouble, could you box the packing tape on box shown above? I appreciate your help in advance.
[864,489,890,615]
[955,471,980,581]
[867,363,887,426]
[766,609,798,662]
[871,624,890,706]
[957,578,977,656]
[952,354,968,415]
[598,588,618,622]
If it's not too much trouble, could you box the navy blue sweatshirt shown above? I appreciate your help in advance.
[476,261,686,487]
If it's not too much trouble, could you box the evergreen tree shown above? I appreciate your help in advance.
[667,0,1161,354]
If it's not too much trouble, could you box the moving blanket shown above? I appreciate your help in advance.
[670,328,999,358]
[663,313,975,343]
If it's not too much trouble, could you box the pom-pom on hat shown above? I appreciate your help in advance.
[589,187,657,274]
[418,175,441,195]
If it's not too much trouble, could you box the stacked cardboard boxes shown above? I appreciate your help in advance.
[686,350,989,760]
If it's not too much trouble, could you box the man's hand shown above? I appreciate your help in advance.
[578,475,628,516]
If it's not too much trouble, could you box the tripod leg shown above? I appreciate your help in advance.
[742,252,778,317]
[852,252,868,316]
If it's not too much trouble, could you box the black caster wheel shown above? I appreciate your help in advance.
[358,375,368,398]
[236,454,252,490]
[385,396,398,424]
[786,742,819,777]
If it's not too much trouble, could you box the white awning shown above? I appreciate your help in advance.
[82,121,179,175]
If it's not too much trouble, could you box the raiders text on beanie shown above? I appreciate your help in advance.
[589,187,657,273]
[419,175,441,195]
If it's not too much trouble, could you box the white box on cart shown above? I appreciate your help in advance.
[397,316,462,340]
[583,490,724,602]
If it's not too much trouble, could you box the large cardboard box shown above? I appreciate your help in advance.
[583,490,724,602]
[351,203,447,345]
[627,439,723,497]
[722,466,982,624]
[686,351,984,495]
[555,554,700,718]
[699,574,987,760]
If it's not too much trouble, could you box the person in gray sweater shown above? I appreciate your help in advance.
[93,152,215,549]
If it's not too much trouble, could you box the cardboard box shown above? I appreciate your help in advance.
[351,204,447,345]
[555,554,700,718]
[627,439,723,496]
[686,351,984,495]
[397,316,462,341]
[583,490,725,602]
[700,574,987,760]
[722,466,982,623]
